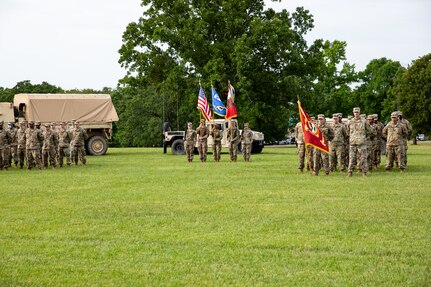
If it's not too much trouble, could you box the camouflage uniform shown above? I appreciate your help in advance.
[398,112,412,167]
[42,124,58,168]
[241,123,253,162]
[227,121,240,162]
[17,122,27,169]
[330,114,347,171]
[6,122,18,167]
[347,108,370,176]
[373,114,384,167]
[184,123,196,162]
[313,115,334,176]
[25,122,44,169]
[0,121,13,169]
[57,122,72,167]
[294,122,306,171]
[383,112,408,171]
[366,115,377,172]
[71,123,88,165]
[195,120,209,162]
[211,125,222,162]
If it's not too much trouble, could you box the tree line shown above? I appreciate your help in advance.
[1,0,430,147]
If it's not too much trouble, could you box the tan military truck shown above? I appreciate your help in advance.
[0,94,119,155]
[163,118,264,155]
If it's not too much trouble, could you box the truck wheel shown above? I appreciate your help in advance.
[87,135,108,155]
[171,139,185,155]
[252,143,264,154]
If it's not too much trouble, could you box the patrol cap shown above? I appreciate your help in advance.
[35,121,41,126]
[360,114,366,119]
[353,107,360,113]
[311,117,315,121]
[0,120,3,124]
[337,113,343,118]
[372,114,378,119]
[187,122,192,126]
[391,112,398,118]
[244,122,249,127]
[317,114,325,119]
[347,115,353,120]
[28,120,35,125]
[367,115,374,120]
[20,121,26,125]
[200,119,205,123]
[44,123,50,127]
[332,113,338,118]
[398,111,403,116]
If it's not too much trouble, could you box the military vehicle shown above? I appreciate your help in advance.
[163,119,264,155]
[0,94,119,155]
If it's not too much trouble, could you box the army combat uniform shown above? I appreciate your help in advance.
[57,122,72,167]
[241,123,253,162]
[294,122,306,171]
[71,123,88,165]
[313,115,334,176]
[0,121,12,170]
[330,114,347,172]
[211,125,222,162]
[227,121,240,162]
[42,124,59,168]
[347,107,370,176]
[26,121,44,170]
[7,122,18,167]
[383,112,408,172]
[195,120,209,162]
[16,122,27,169]
[184,123,196,162]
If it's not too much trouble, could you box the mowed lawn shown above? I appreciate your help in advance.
[1,143,430,286]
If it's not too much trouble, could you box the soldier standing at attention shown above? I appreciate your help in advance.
[211,124,222,162]
[7,122,18,167]
[313,114,334,176]
[294,121,305,172]
[0,120,12,170]
[347,107,370,177]
[42,123,58,169]
[71,121,88,165]
[57,122,72,167]
[241,122,253,162]
[366,115,377,172]
[330,114,347,172]
[25,121,44,170]
[184,122,196,162]
[383,112,408,172]
[227,120,240,162]
[16,121,27,169]
[195,119,209,162]
[397,111,412,168]
[373,114,384,168]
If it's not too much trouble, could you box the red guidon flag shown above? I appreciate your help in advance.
[297,100,329,153]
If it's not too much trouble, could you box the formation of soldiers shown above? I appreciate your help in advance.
[184,119,253,163]
[0,120,88,170]
[294,108,412,176]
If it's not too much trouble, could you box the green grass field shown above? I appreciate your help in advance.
[1,143,430,286]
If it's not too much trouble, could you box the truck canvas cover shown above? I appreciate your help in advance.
[14,94,119,123]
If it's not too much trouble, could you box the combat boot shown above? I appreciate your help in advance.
[363,172,368,177]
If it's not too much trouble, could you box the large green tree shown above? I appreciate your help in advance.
[352,58,403,119]
[394,53,431,137]
[117,0,353,144]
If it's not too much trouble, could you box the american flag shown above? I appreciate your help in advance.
[197,86,212,121]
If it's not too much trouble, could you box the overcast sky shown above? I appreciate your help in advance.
[1,0,430,90]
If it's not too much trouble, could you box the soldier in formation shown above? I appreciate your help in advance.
[57,122,72,167]
[383,112,408,172]
[346,107,370,177]
[227,120,240,162]
[241,123,253,162]
[211,123,222,162]
[71,121,88,165]
[313,114,334,176]
[184,122,196,163]
[330,113,347,172]
[294,121,306,172]
[195,119,209,162]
